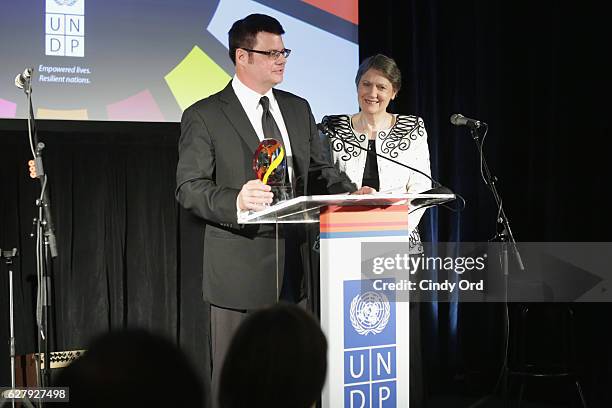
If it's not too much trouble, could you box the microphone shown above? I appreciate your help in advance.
[14,67,33,90]
[317,122,451,195]
[450,113,485,128]
[409,185,455,208]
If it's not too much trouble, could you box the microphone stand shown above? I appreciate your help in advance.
[1,248,18,408]
[318,123,456,210]
[21,72,58,395]
[468,123,522,266]
[463,122,524,407]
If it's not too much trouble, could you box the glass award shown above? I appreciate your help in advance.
[252,138,293,205]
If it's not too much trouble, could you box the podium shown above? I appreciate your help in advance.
[239,193,454,408]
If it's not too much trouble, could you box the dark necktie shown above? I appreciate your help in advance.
[260,96,283,140]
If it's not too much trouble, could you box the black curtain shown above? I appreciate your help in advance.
[1,1,611,406]
[359,0,612,405]
[0,124,209,401]
[360,0,611,241]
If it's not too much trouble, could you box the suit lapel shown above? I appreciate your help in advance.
[219,81,260,153]
[275,89,312,195]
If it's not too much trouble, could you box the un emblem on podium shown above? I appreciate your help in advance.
[349,291,390,336]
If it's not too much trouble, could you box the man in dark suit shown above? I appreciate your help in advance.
[175,13,358,403]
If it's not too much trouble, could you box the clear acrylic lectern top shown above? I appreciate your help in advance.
[238,193,455,224]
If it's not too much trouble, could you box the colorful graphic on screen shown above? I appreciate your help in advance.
[0,0,359,123]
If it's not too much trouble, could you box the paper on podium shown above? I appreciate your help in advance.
[238,193,455,224]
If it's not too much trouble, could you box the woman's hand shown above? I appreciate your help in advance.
[351,186,377,195]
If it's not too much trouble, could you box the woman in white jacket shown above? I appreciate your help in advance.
[319,54,432,250]
[319,55,430,406]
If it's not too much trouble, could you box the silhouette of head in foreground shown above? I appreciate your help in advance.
[52,329,204,407]
[219,303,327,408]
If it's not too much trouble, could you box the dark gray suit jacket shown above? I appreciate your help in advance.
[176,81,355,310]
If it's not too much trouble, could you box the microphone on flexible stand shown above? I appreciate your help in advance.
[450,113,486,129]
[409,185,455,207]
[317,122,455,207]
[15,67,33,91]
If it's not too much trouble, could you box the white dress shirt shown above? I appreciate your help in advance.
[232,75,295,213]
[232,75,294,177]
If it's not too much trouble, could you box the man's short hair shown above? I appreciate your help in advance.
[228,14,285,64]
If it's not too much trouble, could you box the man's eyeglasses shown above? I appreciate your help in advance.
[241,48,291,60]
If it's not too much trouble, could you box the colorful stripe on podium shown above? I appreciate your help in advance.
[320,205,409,239]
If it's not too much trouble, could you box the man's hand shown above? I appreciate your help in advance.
[351,186,377,195]
[238,180,273,211]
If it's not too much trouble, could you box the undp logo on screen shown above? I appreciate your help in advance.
[343,280,397,407]
[45,0,85,57]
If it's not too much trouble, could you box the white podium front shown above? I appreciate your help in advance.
[239,193,454,408]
